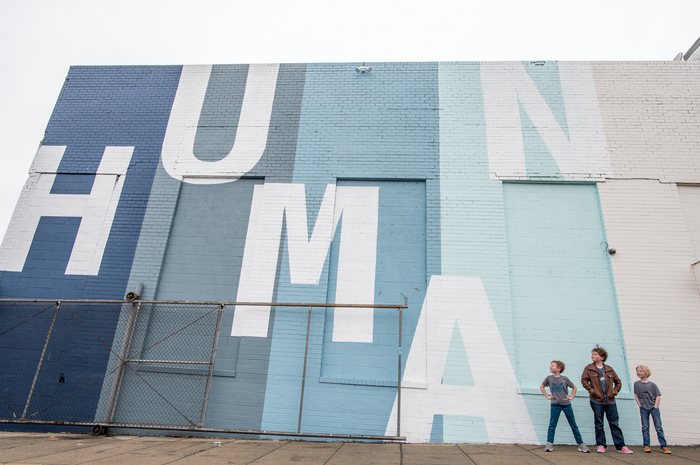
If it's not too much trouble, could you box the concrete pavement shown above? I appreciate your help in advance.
[1,432,699,464]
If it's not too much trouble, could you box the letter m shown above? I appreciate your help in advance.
[232,183,379,342]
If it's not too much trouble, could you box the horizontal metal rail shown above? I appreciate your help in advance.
[126,359,210,365]
[0,299,407,309]
[0,419,405,442]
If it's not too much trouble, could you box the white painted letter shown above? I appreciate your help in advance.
[0,145,133,275]
[385,276,537,443]
[161,64,280,183]
[481,61,611,180]
[231,183,379,341]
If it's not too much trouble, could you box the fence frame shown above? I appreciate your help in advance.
[0,298,407,441]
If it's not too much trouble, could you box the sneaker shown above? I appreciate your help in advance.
[597,446,606,453]
[644,446,652,453]
[578,443,590,453]
[545,442,553,452]
[662,447,672,454]
[618,446,634,454]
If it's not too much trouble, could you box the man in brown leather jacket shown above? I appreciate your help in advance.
[580,345,633,454]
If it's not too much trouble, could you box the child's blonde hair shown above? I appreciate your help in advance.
[636,365,651,377]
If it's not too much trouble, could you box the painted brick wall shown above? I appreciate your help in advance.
[2,60,700,445]
[598,180,700,445]
[593,62,700,183]
[591,61,700,445]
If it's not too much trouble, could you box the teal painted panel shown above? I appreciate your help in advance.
[443,415,489,443]
[430,415,444,443]
[429,414,489,444]
[503,183,627,394]
[520,102,563,179]
[441,322,475,386]
[521,61,569,139]
[437,62,516,366]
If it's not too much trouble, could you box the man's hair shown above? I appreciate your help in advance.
[592,345,608,362]
[552,360,565,373]
[636,365,651,377]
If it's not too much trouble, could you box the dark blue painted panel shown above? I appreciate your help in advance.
[50,174,95,195]
[0,66,182,426]
[1,65,181,299]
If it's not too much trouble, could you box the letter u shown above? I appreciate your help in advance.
[161,64,280,184]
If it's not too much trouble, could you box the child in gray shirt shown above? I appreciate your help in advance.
[634,365,671,454]
[540,360,589,453]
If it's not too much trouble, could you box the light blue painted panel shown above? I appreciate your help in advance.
[504,182,634,444]
[503,183,627,390]
[429,414,489,444]
[443,416,489,443]
[259,62,438,436]
[322,180,426,381]
[261,180,427,435]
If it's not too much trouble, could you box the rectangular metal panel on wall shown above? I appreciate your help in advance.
[321,180,427,382]
[152,179,272,432]
[503,183,626,386]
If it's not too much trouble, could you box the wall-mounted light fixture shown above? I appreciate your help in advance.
[601,241,616,255]
[126,282,143,301]
[355,65,372,73]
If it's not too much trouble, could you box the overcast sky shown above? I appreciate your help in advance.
[1,0,699,244]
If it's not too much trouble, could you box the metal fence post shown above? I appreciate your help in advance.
[297,305,313,433]
[104,301,141,424]
[199,304,224,427]
[22,302,61,420]
[397,298,405,437]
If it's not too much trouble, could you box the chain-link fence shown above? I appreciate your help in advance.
[95,302,222,429]
[0,299,406,440]
[0,301,125,424]
[0,300,222,432]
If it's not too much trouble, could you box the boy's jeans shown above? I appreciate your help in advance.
[547,403,584,444]
[590,400,625,449]
[639,407,667,448]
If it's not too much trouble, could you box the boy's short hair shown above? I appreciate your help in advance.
[592,345,608,362]
[552,360,565,373]
[636,365,652,377]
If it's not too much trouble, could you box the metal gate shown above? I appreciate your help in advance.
[0,299,406,440]
[0,300,222,433]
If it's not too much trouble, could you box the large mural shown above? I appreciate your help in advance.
[2,60,699,444]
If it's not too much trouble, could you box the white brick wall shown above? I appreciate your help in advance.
[593,62,700,183]
[599,179,700,445]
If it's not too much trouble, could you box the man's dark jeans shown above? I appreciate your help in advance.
[590,400,625,450]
